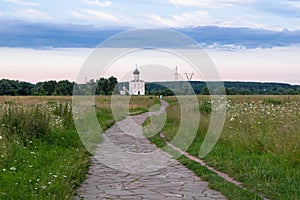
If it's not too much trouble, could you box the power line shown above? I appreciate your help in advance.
[173,66,180,82]
[184,72,194,81]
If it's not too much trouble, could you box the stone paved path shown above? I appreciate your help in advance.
[75,100,226,199]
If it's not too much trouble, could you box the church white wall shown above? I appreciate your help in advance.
[129,81,145,95]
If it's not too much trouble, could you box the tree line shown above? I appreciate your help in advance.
[0,76,119,96]
[145,81,300,96]
[1,78,299,96]
[75,76,119,95]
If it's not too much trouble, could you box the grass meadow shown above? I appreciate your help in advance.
[0,96,158,199]
[0,95,299,199]
[147,95,300,200]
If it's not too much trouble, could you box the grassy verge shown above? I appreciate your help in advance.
[146,132,261,200]
[0,95,159,199]
[129,96,160,115]
[0,99,90,199]
[0,130,90,199]
[145,95,300,200]
[201,96,300,200]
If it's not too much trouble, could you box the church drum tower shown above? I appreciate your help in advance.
[129,68,145,95]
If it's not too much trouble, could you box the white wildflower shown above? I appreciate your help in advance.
[0,135,2,140]
[10,167,16,171]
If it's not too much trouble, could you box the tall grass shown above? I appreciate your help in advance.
[0,100,90,199]
[0,95,159,199]
[223,96,300,161]
[1,105,51,144]
[158,95,300,200]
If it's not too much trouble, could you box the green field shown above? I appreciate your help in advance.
[0,95,299,199]
[147,95,300,200]
[0,96,158,199]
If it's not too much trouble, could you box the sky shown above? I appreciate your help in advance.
[1,0,300,29]
[0,0,300,84]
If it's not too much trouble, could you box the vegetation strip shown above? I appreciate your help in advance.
[1,78,300,96]
[152,96,300,199]
[0,99,90,199]
[0,96,160,199]
[160,132,270,200]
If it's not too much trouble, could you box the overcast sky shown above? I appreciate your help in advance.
[0,0,300,84]
[1,0,300,29]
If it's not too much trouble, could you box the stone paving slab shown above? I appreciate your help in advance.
[75,100,226,200]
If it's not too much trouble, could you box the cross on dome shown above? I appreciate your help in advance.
[133,65,140,75]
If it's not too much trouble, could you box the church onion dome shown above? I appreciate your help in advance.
[133,68,140,75]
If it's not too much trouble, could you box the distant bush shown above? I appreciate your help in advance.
[199,100,212,115]
[264,98,282,105]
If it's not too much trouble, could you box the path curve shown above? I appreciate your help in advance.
[75,100,226,199]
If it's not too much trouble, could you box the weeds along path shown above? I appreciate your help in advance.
[160,133,269,200]
[75,100,226,199]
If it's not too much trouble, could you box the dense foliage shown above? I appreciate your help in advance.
[1,78,299,96]
[0,79,34,95]
[145,81,300,96]
[78,76,119,95]
[0,76,119,96]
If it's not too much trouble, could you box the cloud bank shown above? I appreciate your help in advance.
[0,21,300,49]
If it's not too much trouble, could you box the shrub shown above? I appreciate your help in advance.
[52,103,74,129]
[1,105,51,144]
[199,100,212,115]
[263,98,282,105]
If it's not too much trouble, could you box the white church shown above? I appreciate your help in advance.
[120,67,145,95]
[119,66,145,95]
[127,67,145,95]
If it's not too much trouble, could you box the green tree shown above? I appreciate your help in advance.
[88,79,96,94]
[182,82,193,95]
[55,80,74,95]
[201,86,210,95]
[96,78,109,95]
[43,80,57,95]
[108,76,119,95]
[0,79,14,95]
[18,81,33,95]
[33,81,57,95]
[297,87,300,95]
[284,88,295,95]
